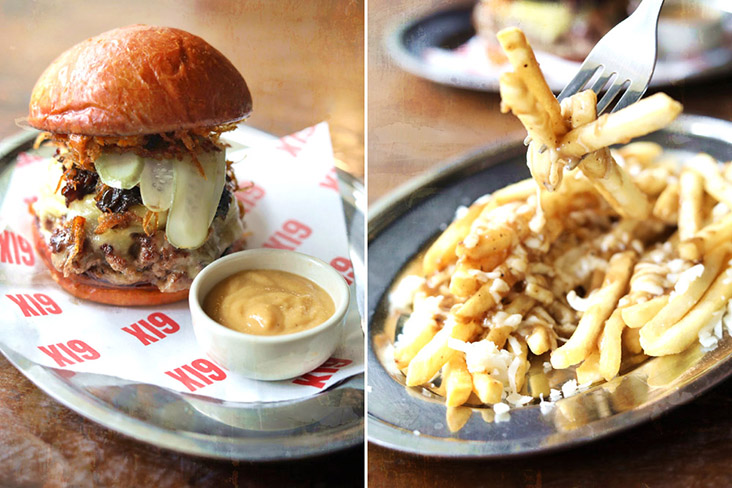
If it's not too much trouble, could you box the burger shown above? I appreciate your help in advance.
[27,25,252,306]
[474,0,630,61]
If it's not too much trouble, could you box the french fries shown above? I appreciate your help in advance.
[690,153,732,208]
[497,28,566,141]
[678,171,705,230]
[621,295,669,329]
[642,264,732,356]
[598,309,626,381]
[558,93,682,159]
[443,354,473,407]
[471,372,504,404]
[639,245,728,345]
[405,318,478,387]
[423,201,485,276]
[389,27,732,427]
[551,251,636,369]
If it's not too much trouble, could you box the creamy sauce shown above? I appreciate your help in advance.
[203,269,335,336]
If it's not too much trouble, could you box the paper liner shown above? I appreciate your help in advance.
[0,122,363,402]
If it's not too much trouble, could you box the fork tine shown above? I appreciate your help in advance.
[557,63,600,102]
[613,79,650,112]
[590,70,615,96]
[596,78,630,115]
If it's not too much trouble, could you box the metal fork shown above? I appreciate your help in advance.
[556,0,665,114]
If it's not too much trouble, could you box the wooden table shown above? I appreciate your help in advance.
[368,0,732,485]
[0,2,364,486]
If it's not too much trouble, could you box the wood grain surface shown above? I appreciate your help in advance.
[0,1,364,486]
[368,0,732,486]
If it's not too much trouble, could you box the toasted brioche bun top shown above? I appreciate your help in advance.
[28,24,252,136]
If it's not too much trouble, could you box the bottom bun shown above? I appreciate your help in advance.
[33,223,189,306]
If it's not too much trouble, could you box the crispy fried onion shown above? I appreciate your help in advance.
[94,210,160,236]
[142,211,159,236]
[226,161,246,218]
[69,216,86,262]
[95,212,141,235]
[42,123,238,171]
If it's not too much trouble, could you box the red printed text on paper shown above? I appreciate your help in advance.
[235,181,266,212]
[38,340,100,368]
[330,257,354,285]
[262,219,312,250]
[121,312,180,346]
[165,358,227,392]
[6,293,61,317]
[0,230,35,266]
[292,357,353,388]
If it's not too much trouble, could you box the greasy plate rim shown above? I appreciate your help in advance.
[367,114,732,458]
[0,128,365,461]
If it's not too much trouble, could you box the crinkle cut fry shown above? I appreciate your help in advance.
[499,73,559,190]
[497,27,569,191]
[496,27,567,140]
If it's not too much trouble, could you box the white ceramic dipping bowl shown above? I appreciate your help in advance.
[189,249,350,381]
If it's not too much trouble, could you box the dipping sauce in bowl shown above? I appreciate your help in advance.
[203,269,335,336]
[189,248,350,380]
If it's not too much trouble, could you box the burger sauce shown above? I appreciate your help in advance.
[203,269,335,336]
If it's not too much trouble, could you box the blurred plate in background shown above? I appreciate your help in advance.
[386,3,732,92]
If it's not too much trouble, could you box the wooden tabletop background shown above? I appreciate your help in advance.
[0,1,364,486]
[368,0,732,486]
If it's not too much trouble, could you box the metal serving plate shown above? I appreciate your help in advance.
[0,128,364,461]
[368,115,732,457]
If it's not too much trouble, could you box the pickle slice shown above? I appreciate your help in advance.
[94,152,143,189]
[140,158,175,211]
[165,151,226,249]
